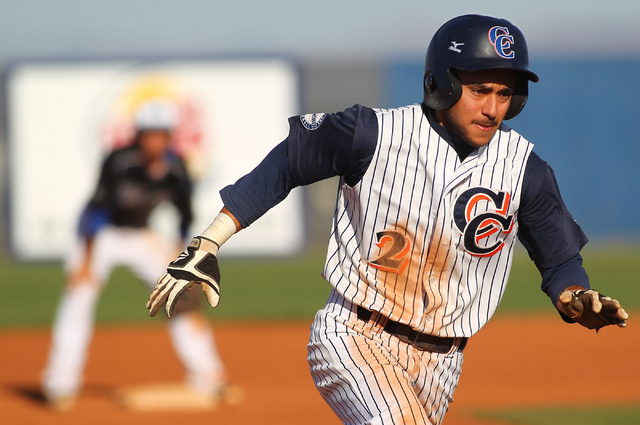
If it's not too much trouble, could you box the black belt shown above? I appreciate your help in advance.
[357,306,467,354]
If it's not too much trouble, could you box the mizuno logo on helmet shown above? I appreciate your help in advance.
[448,41,464,53]
[488,26,515,59]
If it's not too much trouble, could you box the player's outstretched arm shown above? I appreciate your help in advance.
[557,286,629,331]
[147,209,240,318]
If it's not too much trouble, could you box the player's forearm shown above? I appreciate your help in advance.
[219,139,297,228]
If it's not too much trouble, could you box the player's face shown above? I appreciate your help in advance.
[138,130,172,162]
[437,69,517,148]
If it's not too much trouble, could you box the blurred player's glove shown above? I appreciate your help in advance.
[557,289,628,331]
[147,236,221,318]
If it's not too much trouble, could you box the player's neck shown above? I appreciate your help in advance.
[422,103,475,161]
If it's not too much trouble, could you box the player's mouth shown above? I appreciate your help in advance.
[474,121,496,132]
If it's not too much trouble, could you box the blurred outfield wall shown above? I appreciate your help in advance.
[1,57,638,259]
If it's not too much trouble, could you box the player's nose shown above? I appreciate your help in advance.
[481,95,499,120]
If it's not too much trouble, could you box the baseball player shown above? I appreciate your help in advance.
[42,101,230,411]
[147,15,628,425]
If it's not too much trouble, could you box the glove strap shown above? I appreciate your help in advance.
[190,236,220,255]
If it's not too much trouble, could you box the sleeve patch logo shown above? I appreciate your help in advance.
[300,113,327,130]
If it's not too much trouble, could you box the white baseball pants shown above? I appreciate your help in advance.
[308,290,464,425]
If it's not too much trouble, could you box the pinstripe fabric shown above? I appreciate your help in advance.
[308,290,463,425]
[322,103,533,338]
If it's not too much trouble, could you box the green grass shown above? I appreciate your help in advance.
[0,251,332,328]
[0,243,638,328]
[474,404,640,425]
[0,260,67,327]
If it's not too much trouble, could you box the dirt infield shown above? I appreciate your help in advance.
[1,315,637,425]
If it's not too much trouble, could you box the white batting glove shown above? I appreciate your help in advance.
[147,236,221,318]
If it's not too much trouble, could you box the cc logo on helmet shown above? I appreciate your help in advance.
[488,26,515,59]
[453,187,514,257]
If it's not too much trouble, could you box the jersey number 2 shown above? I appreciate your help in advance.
[368,230,411,275]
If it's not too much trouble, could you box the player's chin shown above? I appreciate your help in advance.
[465,135,494,148]
[466,126,498,147]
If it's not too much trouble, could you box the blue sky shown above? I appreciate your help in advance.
[1,0,639,62]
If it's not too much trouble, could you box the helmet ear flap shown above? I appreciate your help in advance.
[504,76,529,120]
[423,69,463,110]
[424,73,437,96]
[448,69,463,107]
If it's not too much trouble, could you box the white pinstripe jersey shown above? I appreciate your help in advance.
[322,103,533,337]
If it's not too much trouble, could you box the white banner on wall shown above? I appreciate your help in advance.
[7,59,304,261]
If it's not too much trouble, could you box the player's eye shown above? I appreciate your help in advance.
[498,89,514,100]
[468,85,487,95]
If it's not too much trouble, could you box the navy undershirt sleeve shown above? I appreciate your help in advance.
[220,104,378,228]
[517,151,590,310]
[540,253,590,323]
[288,104,378,187]
[219,140,296,228]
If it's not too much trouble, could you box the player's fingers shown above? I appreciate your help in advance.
[598,300,628,327]
[200,282,221,309]
[148,274,175,317]
[616,307,629,321]
[558,290,573,304]
[559,291,582,319]
[600,297,621,311]
[166,279,193,318]
[585,290,602,313]
[146,273,170,310]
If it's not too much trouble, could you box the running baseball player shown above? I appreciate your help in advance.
[42,101,232,411]
[147,15,628,425]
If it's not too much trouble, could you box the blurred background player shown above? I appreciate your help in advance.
[41,100,232,411]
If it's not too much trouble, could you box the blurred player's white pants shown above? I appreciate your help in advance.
[42,225,225,398]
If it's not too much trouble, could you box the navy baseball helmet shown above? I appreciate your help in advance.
[423,14,539,120]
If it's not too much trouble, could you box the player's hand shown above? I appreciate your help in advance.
[146,236,221,318]
[557,289,628,331]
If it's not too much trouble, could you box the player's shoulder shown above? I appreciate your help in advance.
[524,150,549,177]
[496,123,536,157]
[370,102,423,116]
[165,151,190,178]
[294,103,377,134]
[498,122,529,140]
[107,144,139,158]
[520,149,553,202]
[102,144,140,167]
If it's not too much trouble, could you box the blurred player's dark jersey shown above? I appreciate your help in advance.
[78,145,193,239]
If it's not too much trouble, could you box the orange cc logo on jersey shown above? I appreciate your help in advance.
[453,187,514,257]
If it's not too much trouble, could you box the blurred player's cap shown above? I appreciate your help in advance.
[135,100,178,131]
